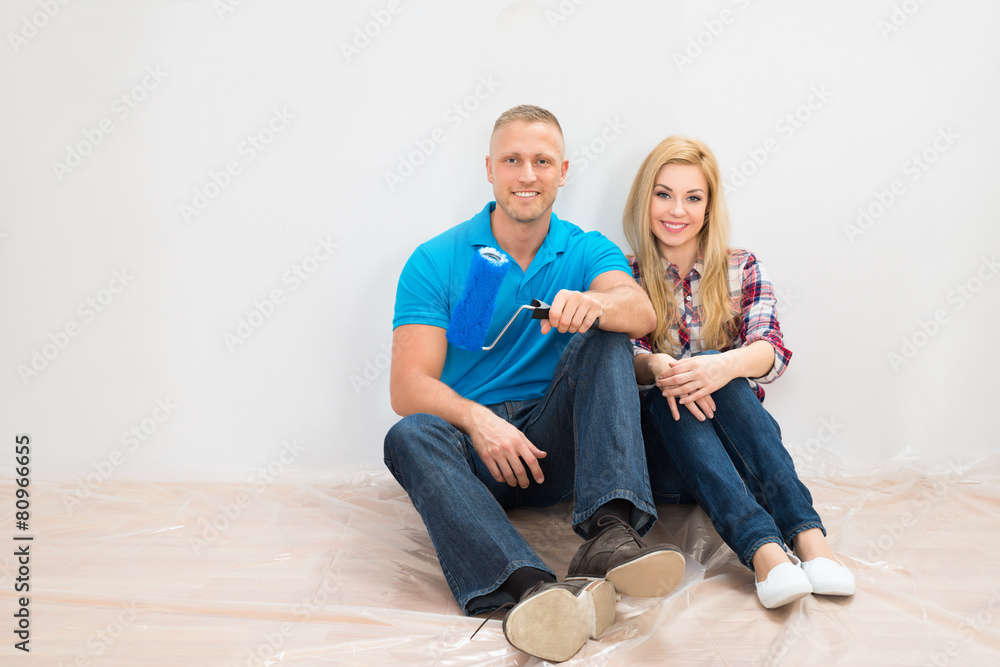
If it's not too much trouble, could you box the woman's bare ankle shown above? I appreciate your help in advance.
[793,528,837,562]
[751,542,792,583]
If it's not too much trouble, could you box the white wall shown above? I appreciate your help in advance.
[2,0,998,481]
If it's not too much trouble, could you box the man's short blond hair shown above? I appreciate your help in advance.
[490,105,564,157]
[492,105,563,136]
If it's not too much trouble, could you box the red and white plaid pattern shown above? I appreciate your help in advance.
[629,250,792,402]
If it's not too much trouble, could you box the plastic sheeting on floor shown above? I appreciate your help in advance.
[3,455,1000,666]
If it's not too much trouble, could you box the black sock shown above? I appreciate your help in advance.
[501,567,555,602]
[587,498,632,540]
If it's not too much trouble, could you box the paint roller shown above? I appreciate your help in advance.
[446,246,599,351]
[446,247,551,351]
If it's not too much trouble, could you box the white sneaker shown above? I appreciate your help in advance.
[755,559,813,609]
[801,557,856,596]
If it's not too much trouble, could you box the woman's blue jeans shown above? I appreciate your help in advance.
[643,352,825,569]
[384,330,657,615]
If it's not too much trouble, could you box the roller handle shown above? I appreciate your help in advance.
[529,299,549,319]
[529,299,600,329]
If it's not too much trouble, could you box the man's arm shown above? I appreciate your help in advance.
[389,324,547,488]
[542,270,656,339]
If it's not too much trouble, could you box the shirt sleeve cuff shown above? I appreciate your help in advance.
[631,344,655,390]
[746,341,787,384]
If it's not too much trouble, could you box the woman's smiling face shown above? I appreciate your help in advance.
[648,162,708,261]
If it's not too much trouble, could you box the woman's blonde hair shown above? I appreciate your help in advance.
[622,136,738,353]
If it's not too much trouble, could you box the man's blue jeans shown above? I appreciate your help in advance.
[384,330,657,615]
[643,352,825,569]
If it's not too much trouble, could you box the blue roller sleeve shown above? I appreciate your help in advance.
[446,247,511,350]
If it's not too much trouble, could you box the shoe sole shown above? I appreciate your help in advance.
[603,548,686,598]
[801,560,856,596]
[810,582,856,596]
[503,580,616,663]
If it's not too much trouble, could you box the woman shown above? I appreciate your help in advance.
[622,136,855,609]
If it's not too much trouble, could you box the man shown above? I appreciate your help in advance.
[385,105,684,662]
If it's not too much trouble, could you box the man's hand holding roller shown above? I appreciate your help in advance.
[540,272,656,339]
[540,289,602,335]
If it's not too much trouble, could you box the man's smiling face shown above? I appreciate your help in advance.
[486,120,568,227]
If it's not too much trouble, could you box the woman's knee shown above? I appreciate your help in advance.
[643,390,670,420]
[691,350,753,400]
[712,375,759,406]
[643,390,717,439]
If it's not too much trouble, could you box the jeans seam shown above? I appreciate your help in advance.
[452,427,469,471]
[712,417,764,490]
[524,372,565,433]
[458,558,554,612]
[573,490,656,537]
[522,364,577,436]
[784,521,826,548]
[742,535,784,570]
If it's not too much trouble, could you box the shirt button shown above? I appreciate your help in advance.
[686,296,691,301]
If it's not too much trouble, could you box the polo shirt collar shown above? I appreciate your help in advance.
[468,201,569,255]
[469,202,499,248]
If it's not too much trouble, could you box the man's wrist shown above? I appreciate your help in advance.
[458,401,492,438]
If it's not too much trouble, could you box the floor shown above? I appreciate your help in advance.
[3,455,1000,666]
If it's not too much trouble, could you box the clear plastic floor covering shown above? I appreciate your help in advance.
[3,455,1000,666]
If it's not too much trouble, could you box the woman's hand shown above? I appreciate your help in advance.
[644,353,701,421]
[656,353,737,421]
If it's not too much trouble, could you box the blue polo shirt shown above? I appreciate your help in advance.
[393,202,629,404]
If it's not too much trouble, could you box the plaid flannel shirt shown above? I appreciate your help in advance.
[629,250,792,402]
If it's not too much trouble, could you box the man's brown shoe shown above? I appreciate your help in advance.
[566,516,685,597]
[502,579,616,663]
